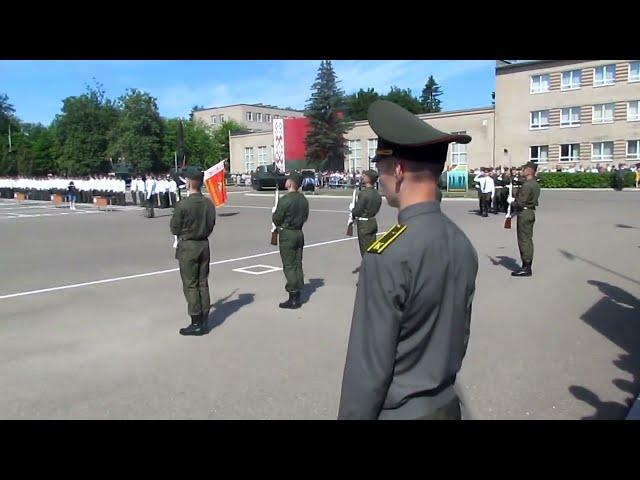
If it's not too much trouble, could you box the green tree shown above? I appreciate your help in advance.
[20,123,58,175]
[53,80,119,175]
[107,88,164,173]
[383,86,423,114]
[420,75,443,113]
[304,60,350,171]
[344,88,380,121]
[0,93,19,174]
[161,118,243,171]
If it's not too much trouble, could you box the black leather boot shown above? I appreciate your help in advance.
[279,293,296,309]
[180,315,204,336]
[511,261,532,277]
[291,292,301,309]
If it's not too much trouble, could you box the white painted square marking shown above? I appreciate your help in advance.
[232,264,282,275]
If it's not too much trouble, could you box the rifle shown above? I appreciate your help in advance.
[346,186,357,236]
[504,181,513,229]
[270,185,279,245]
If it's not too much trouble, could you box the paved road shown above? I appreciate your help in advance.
[1,190,639,419]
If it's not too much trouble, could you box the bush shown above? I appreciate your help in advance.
[537,172,635,188]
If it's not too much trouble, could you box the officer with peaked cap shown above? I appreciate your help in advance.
[170,166,217,336]
[338,100,479,420]
[507,161,541,277]
[351,169,382,264]
[272,172,309,309]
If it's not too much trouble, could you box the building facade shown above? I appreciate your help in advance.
[227,60,640,173]
[495,60,640,169]
[229,107,494,173]
[192,103,304,132]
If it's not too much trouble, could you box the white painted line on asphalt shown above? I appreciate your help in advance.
[0,236,359,300]
[232,264,282,275]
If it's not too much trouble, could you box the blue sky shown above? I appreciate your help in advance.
[0,60,496,125]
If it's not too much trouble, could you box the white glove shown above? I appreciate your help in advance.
[271,206,277,213]
[507,196,515,204]
[348,203,354,211]
[172,235,178,248]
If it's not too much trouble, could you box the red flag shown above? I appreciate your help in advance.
[204,161,228,207]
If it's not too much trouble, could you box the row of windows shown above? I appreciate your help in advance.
[245,112,280,123]
[530,140,640,163]
[529,101,640,129]
[530,62,640,94]
[244,146,274,170]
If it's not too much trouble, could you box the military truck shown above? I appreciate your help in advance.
[251,163,288,191]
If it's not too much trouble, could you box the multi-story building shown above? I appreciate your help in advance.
[227,60,640,173]
[229,107,494,173]
[495,60,640,169]
[192,103,304,132]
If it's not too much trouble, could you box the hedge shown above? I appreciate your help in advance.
[463,172,636,189]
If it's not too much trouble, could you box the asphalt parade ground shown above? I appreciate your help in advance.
[1,189,639,419]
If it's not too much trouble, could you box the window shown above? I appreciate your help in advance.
[530,110,550,129]
[246,112,253,122]
[219,114,225,123]
[211,115,218,124]
[560,144,580,162]
[628,101,640,121]
[593,103,614,123]
[244,147,254,172]
[630,62,640,82]
[592,142,614,162]
[256,113,263,122]
[530,74,550,94]
[348,140,361,170]
[529,145,549,163]
[627,140,640,160]
[274,115,280,119]
[560,107,581,127]
[594,64,616,86]
[561,70,581,90]
[367,138,378,161]
[450,131,468,164]
[257,146,268,166]
[265,114,271,122]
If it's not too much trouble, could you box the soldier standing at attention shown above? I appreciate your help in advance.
[507,161,541,277]
[170,167,217,336]
[272,173,309,310]
[338,100,479,420]
[352,169,382,260]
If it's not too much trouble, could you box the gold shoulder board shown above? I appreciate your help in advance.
[367,224,407,254]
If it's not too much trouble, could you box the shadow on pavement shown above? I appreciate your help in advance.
[569,280,640,419]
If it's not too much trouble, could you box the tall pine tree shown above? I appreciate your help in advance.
[420,76,443,113]
[304,60,350,171]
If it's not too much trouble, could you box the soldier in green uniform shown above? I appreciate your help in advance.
[338,100,479,420]
[170,167,217,336]
[352,170,383,258]
[508,161,541,277]
[272,173,309,310]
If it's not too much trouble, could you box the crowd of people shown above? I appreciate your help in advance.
[0,173,181,208]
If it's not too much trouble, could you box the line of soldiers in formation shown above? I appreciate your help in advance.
[0,174,181,208]
[129,175,180,209]
[470,167,525,217]
[0,175,128,205]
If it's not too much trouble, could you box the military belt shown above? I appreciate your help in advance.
[356,217,370,221]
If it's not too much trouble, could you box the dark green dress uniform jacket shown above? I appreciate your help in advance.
[352,187,382,256]
[338,201,478,420]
